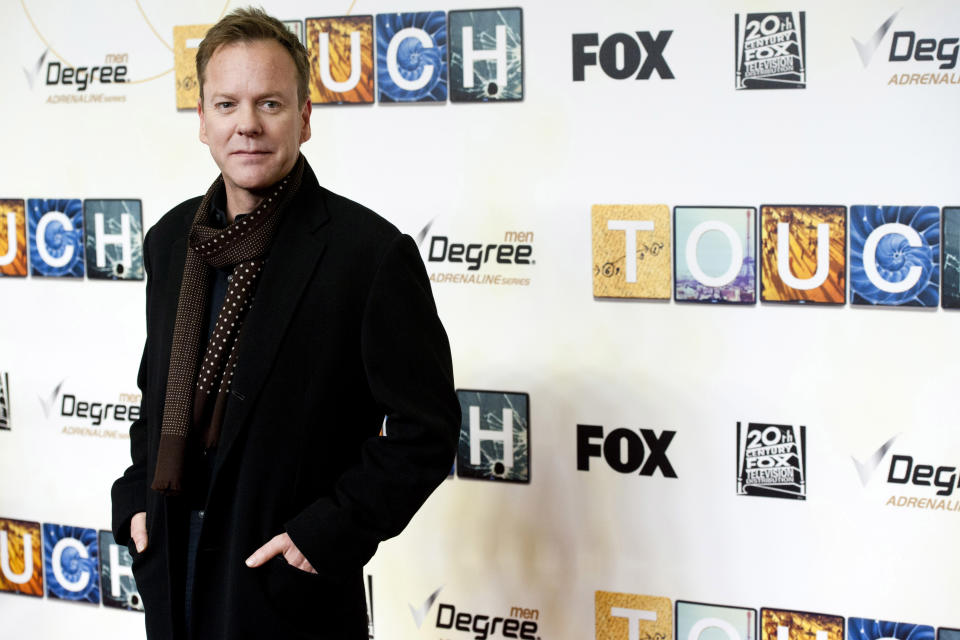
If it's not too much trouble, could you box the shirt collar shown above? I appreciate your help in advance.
[210,185,251,228]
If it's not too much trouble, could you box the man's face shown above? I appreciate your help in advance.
[198,39,311,209]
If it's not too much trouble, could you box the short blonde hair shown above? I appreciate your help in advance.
[197,7,310,107]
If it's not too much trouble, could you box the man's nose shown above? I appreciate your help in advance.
[236,103,262,136]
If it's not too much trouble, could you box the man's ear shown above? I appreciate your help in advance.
[298,99,312,144]
[198,98,208,145]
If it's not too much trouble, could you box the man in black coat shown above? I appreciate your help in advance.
[110,8,460,639]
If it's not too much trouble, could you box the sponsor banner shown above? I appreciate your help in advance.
[0,372,10,431]
[940,208,960,308]
[674,207,756,304]
[97,530,142,612]
[376,12,448,103]
[577,424,677,478]
[435,602,540,639]
[848,620,934,640]
[23,46,130,105]
[449,8,524,102]
[28,199,85,278]
[418,218,535,287]
[43,524,99,605]
[572,29,674,81]
[457,389,530,483]
[759,206,846,304]
[854,10,960,86]
[736,422,806,500]
[850,206,939,307]
[82,200,145,281]
[853,435,960,513]
[0,518,43,597]
[307,16,376,104]
[676,601,756,640]
[592,204,671,299]
[885,452,960,506]
[761,608,844,640]
[595,591,671,640]
[0,199,27,277]
[735,12,806,89]
[39,379,140,439]
[409,586,540,639]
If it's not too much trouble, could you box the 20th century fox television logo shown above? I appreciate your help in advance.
[736,422,806,500]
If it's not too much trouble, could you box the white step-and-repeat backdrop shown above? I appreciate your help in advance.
[1,1,959,638]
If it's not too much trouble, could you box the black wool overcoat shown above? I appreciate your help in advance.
[111,160,460,640]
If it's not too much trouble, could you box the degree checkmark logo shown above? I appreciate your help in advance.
[852,11,899,67]
[409,585,443,629]
[22,49,48,89]
[852,435,898,486]
[416,218,435,247]
[39,380,65,418]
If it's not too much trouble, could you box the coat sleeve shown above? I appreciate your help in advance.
[284,233,460,574]
[110,230,153,546]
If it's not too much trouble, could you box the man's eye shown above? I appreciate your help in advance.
[262,101,280,109]
[216,102,235,109]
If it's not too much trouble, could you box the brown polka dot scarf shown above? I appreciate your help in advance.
[151,155,305,495]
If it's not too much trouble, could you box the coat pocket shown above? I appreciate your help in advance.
[260,556,367,638]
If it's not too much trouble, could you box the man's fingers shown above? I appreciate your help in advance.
[130,512,148,553]
[282,547,318,574]
[245,534,285,567]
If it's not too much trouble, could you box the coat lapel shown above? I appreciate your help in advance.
[211,166,329,473]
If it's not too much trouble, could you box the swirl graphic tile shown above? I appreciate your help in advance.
[27,199,84,278]
[376,12,447,102]
[43,524,99,604]
[850,206,939,307]
[848,619,934,640]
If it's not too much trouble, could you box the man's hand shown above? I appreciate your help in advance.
[131,512,148,553]
[245,533,317,574]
